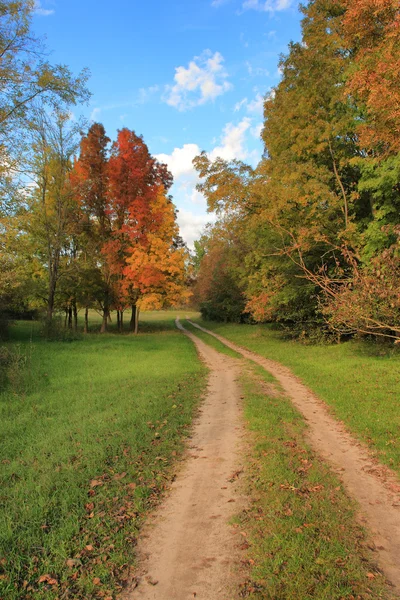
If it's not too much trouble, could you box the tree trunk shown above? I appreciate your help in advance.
[100,310,107,333]
[120,310,124,332]
[68,306,73,329]
[117,310,121,333]
[130,304,136,333]
[64,308,68,329]
[84,306,89,334]
[100,292,109,333]
[134,306,140,335]
[73,301,78,331]
[47,285,56,324]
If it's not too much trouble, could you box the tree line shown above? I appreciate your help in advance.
[193,0,400,341]
[0,0,188,335]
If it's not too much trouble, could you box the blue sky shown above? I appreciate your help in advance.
[33,0,302,247]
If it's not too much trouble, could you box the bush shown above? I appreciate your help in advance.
[39,316,82,342]
[0,316,9,342]
[0,345,29,393]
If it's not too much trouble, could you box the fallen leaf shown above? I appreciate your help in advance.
[90,479,103,488]
[66,558,81,569]
[38,574,58,586]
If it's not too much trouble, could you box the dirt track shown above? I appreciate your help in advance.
[123,320,245,600]
[187,319,400,593]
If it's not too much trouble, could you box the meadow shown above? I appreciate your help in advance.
[1,311,399,599]
[0,311,206,599]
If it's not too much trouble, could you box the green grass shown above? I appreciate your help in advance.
[237,365,394,599]
[192,319,400,476]
[182,319,241,359]
[0,312,206,599]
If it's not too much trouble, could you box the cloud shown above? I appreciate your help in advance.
[234,97,248,112]
[34,1,54,15]
[138,85,160,104]
[209,117,252,161]
[234,93,265,116]
[247,93,264,114]
[176,209,216,249]
[157,143,201,180]
[164,50,232,111]
[251,122,263,139]
[245,61,270,77]
[211,0,231,6]
[90,107,101,121]
[156,117,262,247]
[242,0,293,11]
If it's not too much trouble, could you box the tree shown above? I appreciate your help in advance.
[71,123,111,332]
[0,1,89,159]
[193,223,247,322]
[342,0,400,154]
[21,107,83,323]
[122,187,190,332]
[106,128,173,332]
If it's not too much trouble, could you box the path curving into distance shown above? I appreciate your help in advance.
[186,318,400,593]
[123,319,245,600]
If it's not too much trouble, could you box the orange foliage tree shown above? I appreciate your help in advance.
[72,124,188,333]
[105,128,182,332]
[342,0,400,153]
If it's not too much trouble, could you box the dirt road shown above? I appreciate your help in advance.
[123,320,245,600]
[187,319,400,593]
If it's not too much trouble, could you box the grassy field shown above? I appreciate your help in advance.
[237,365,393,599]
[190,318,400,477]
[0,311,206,599]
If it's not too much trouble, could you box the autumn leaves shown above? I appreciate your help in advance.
[58,124,188,333]
[193,0,400,340]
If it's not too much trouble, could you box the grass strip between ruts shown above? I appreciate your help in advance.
[237,364,394,599]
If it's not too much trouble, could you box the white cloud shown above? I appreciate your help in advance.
[245,61,270,78]
[156,117,262,247]
[34,1,54,15]
[211,0,231,6]
[234,93,264,115]
[157,143,201,180]
[251,122,263,139]
[242,0,293,11]
[176,209,216,249]
[247,93,264,114]
[138,85,160,104]
[164,50,232,111]
[234,97,248,112]
[209,117,252,162]
[90,107,101,121]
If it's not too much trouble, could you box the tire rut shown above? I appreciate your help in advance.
[122,320,245,600]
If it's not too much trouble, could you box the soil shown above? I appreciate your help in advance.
[187,319,400,593]
[122,320,246,600]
